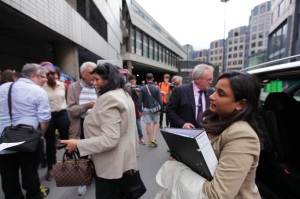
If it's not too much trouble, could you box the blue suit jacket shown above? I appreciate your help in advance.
[166,83,214,128]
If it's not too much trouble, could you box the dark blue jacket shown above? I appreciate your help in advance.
[166,83,214,128]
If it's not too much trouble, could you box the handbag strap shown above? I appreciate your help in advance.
[145,85,152,96]
[7,83,14,124]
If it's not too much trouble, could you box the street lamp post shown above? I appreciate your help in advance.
[221,0,230,73]
[186,44,190,83]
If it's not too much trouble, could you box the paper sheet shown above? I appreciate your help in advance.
[165,128,203,138]
[195,132,210,149]
[0,141,25,151]
[200,143,218,176]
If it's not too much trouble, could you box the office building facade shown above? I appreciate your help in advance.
[226,26,248,70]
[209,39,225,72]
[0,0,186,80]
[195,49,209,62]
[248,1,271,57]
[267,0,300,61]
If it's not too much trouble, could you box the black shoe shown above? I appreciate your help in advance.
[159,125,163,129]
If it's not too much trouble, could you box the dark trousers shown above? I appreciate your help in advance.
[44,110,70,170]
[0,139,43,199]
[159,102,169,127]
[95,175,126,199]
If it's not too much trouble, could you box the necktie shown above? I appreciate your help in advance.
[195,91,203,128]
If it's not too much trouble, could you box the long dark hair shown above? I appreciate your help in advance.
[91,63,127,95]
[200,71,263,141]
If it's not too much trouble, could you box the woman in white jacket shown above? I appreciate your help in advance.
[156,71,263,199]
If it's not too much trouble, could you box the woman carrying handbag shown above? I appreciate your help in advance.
[61,63,139,198]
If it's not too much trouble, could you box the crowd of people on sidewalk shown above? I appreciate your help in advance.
[0,62,263,199]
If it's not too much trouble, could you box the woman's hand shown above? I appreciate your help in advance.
[60,139,78,153]
[169,156,178,161]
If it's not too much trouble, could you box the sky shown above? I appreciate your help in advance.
[135,0,270,51]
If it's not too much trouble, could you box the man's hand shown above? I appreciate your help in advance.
[88,101,95,108]
[139,112,143,117]
[183,123,195,129]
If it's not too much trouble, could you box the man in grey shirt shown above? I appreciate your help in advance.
[138,73,163,147]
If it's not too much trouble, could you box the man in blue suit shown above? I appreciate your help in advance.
[166,64,214,128]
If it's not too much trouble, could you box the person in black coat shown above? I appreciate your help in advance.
[166,64,214,128]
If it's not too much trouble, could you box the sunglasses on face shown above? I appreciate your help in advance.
[47,72,56,76]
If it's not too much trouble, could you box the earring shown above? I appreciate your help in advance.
[236,108,240,110]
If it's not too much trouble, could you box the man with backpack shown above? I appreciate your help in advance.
[158,74,171,129]
[138,73,163,147]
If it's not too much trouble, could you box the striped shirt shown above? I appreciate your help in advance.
[79,79,98,118]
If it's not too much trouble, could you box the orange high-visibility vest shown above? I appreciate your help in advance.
[159,82,170,103]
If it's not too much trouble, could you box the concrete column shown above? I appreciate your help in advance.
[127,60,132,74]
[53,42,80,80]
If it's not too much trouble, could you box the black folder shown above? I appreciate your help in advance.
[161,128,218,181]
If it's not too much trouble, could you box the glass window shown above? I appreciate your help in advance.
[233,61,237,65]
[253,17,258,24]
[258,41,263,46]
[215,50,218,54]
[265,31,269,37]
[265,39,268,46]
[291,0,294,3]
[211,51,213,55]
[219,49,223,53]
[251,50,255,55]
[260,15,265,22]
[219,56,222,60]
[239,52,243,57]
[239,45,244,50]
[229,47,232,52]
[228,54,232,58]
[259,32,264,38]
[233,53,237,58]
[252,42,256,48]
[234,46,238,51]
[252,26,257,32]
[234,38,238,43]
[267,13,271,20]
[210,57,213,61]
[252,34,257,40]
[238,60,243,65]
[260,4,266,13]
[279,1,284,16]
[215,42,218,48]
[240,37,244,42]
[199,52,202,57]
[259,24,264,30]
[234,29,239,36]
[228,61,231,66]
[229,40,233,45]
[266,22,270,29]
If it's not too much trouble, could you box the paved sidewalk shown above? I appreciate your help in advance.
[0,118,170,199]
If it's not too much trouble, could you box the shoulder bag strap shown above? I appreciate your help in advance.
[8,82,14,124]
[145,85,152,96]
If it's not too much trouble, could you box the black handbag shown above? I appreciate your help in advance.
[0,83,42,152]
[119,169,147,199]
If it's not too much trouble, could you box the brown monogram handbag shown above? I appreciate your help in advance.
[53,151,95,187]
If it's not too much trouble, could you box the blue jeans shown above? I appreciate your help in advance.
[136,118,143,139]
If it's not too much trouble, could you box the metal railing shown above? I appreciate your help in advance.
[241,54,300,72]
